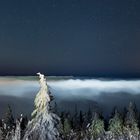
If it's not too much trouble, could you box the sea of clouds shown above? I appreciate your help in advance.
[0,77,140,117]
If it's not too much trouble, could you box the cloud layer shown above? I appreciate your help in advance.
[0,77,140,117]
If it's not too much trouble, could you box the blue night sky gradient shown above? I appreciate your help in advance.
[0,0,140,77]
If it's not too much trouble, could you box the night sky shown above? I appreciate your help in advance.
[0,0,140,77]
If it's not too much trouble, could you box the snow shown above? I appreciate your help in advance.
[23,73,61,140]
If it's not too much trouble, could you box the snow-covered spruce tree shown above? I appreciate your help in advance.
[108,108,123,139]
[2,105,15,139]
[63,117,72,138]
[23,73,61,140]
[0,127,4,140]
[88,112,105,140]
[12,114,25,140]
[3,105,14,131]
[123,102,139,140]
[12,119,21,140]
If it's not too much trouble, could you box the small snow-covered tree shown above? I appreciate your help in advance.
[89,112,105,139]
[3,105,15,139]
[108,108,123,139]
[4,105,14,130]
[12,119,21,140]
[23,73,61,140]
[124,102,139,140]
[12,114,24,140]
[63,117,72,137]
[0,127,4,140]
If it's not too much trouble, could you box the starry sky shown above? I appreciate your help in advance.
[0,0,140,77]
